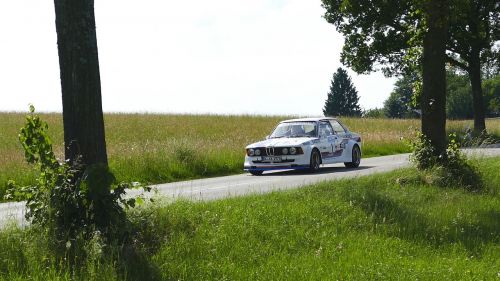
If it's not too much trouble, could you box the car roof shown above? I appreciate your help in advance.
[280,117,338,123]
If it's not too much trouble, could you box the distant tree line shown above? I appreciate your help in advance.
[371,71,500,120]
[324,68,500,120]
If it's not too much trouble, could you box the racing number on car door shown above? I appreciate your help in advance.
[329,120,348,157]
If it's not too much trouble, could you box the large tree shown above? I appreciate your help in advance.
[322,0,449,155]
[323,68,362,117]
[446,0,499,133]
[54,0,108,166]
[322,0,499,135]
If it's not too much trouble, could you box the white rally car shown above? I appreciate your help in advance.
[244,117,362,175]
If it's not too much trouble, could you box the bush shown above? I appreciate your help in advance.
[446,126,500,148]
[407,132,482,190]
[362,108,385,118]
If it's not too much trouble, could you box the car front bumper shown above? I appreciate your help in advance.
[243,154,310,172]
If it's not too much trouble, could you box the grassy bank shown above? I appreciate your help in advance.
[1,157,499,280]
[1,112,500,199]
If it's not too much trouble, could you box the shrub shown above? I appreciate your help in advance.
[407,131,437,170]
[407,131,482,190]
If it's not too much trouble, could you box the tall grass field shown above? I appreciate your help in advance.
[1,157,499,280]
[1,112,500,199]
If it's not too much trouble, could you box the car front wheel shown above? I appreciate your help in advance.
[344,145,361,168]
[309,149,321,173]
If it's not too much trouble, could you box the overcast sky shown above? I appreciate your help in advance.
[0,0,395,116]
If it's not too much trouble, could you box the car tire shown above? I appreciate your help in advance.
[344,145,361,168]
[309,149,321,173]
[250,170,264,176]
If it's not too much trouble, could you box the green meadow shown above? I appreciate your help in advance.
[1,157,499,280]
[1,112,500,200]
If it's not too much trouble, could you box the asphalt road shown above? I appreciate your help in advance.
[2,148,500,228]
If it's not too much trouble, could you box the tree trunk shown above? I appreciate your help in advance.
[54,0,108,166]
[421,0,448,156]
[468,51,487,134]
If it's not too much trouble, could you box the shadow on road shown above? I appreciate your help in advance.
[258,165,374,176]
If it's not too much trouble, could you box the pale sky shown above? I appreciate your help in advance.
[0,0,395,116]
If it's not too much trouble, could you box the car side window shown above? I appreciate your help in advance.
[319,122,334,137]
[329,120,346,134]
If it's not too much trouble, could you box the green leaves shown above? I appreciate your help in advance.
[322,0,420,76]
[18,107,57,170]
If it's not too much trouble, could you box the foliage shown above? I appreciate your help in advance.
[4,106,147,257]
[483,75,500,116]
[323,67,362,117]
[446,0,499,72]
[407,131,437,170]
[408,131,482,190]
[384,92,408,119]
[482,45,500,79]
[362,107,385,118]
[446,70,474,119]
[384,74,420,118]
[321,0,498,78]
[321,0,419,76]
[446,72,500,119]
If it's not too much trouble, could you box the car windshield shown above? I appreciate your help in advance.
[269,122,317,138]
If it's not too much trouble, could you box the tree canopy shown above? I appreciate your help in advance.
[321,0,419,76]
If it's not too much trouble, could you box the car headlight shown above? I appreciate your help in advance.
[248,148,255,156]
[255,149,261,156]
[290,147,297,155]
[282,148,288,155]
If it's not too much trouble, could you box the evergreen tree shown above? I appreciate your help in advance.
[323,68,362,117]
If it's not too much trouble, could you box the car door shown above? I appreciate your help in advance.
[318,121,335,163]
[329,120,349,159]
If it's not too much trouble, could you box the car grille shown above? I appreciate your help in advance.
[252,147,303,156]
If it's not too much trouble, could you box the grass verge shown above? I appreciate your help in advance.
[1,157,499,280]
